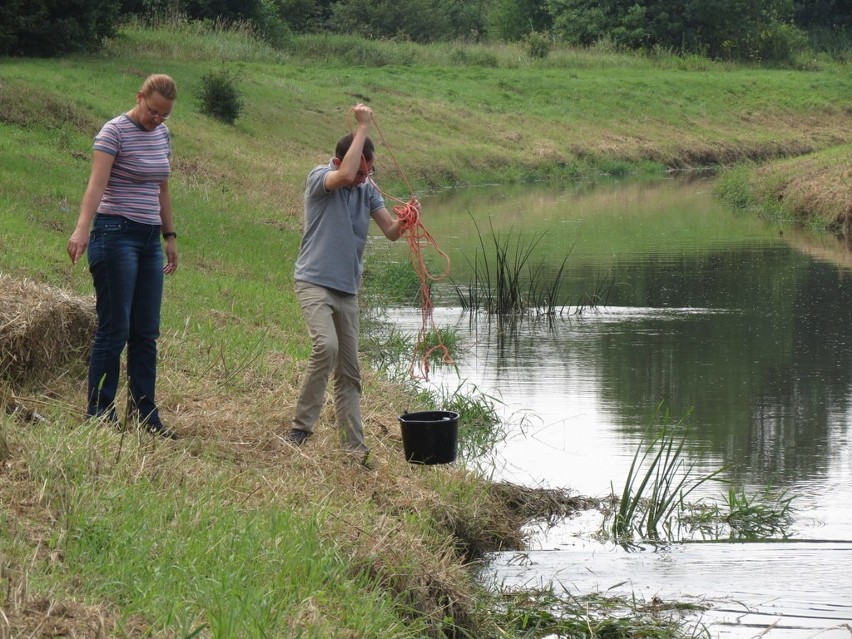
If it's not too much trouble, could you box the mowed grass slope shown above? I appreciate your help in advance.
[0,22,850,638]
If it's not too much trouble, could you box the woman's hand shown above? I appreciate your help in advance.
[163,238,179,274]
[67,228,89,265]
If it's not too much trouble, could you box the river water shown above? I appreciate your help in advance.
[373,176,852,638]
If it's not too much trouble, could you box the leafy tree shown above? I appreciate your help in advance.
[182,0,265,22]
[440,0,489,41]
[329,0,444,42]
[547,0,628,46]
[793,0,851,53]
[119,0,266,23]
[488,0,552,41]
[546,0,806,61]
[119,0,162,17]
[1,0,121,57]
[683,0,799,59]
[794,0,852,28]
[268,0,332,33]
[119,0,291,47]
[329,0,486,43]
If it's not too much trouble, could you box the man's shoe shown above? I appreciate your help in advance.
[284,428,311,446]
[146,422,179,440]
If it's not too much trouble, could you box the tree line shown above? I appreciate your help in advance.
[1,0,849,61]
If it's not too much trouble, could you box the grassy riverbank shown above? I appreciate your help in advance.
[716,143,852,231]
[1,22,850,637]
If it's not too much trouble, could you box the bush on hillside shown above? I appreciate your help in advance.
[198,70,244,125]
[0,0,121,57]
[524,30,552,58]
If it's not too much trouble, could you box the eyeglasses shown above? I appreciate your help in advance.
[356,167,376,178]
[143,98,171,121]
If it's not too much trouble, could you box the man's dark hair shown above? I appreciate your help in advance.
[335,133,375,162]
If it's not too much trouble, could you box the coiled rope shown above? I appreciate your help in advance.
[367,113,453,379]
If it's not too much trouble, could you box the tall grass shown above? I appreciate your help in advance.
[724,486,795,539]
[574,274,616,315]
[605,405,797,544]
[7,418,425,638]
[608,406,723,542]
[359,311,506,464]
[108,15,289,63]
[113,13,850,73]
[283,31,846,73]
[716,145,852,231]
[452,218,572,316]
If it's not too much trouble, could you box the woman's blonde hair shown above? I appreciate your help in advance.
[140,74,177,101]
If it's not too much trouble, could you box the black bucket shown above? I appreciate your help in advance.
[398,410,459,465]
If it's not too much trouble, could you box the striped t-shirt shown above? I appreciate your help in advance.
[93,114,171,225]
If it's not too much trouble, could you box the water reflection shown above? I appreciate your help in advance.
[373,176,852,636]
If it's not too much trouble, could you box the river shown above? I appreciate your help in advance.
[371,175,852,638]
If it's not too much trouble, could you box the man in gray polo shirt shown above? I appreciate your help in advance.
[286,103,419,466]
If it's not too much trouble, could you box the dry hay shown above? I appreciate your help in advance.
[0,590,149,639]
[0,273,96,385]
[0,558,154,639]
[489,481,599,528]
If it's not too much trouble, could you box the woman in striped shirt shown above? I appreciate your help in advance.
[67,73,179,439]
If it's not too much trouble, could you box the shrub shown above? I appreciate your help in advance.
[198,70,244,125]
[524,30,552,58]
[753,21,808,64]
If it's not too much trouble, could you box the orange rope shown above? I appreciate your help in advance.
[367,114,453,379]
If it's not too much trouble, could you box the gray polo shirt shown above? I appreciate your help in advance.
[294,162,386,295]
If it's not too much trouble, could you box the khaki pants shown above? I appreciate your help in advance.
[292,280,367,454]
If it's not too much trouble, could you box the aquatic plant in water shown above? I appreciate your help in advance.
[497,583,709,639]
[431,381,507,463]
[451,217,572,316]
[606,404,798,544]
[681,486,796,541]
[607,405,723,543]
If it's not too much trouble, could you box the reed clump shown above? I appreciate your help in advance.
[452,220,572,317]
[681,485,796,541]
[604,404,796,545]
[606,405,723,543]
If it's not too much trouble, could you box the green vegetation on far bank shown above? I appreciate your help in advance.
[1,22,850,638]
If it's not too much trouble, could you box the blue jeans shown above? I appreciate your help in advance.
[87,215,164,426]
